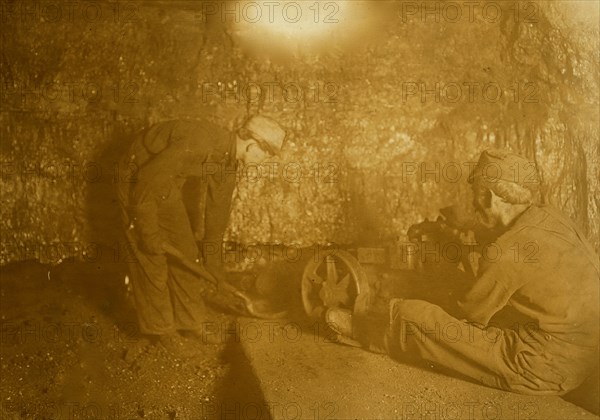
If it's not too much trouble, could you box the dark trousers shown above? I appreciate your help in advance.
[120,186,208,335]
[385,299,595,395]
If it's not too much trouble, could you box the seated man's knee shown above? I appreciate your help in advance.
[389,299,443,324]
[388,300,444,351]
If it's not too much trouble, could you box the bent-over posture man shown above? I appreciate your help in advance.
[117,115,285,350]
[328,149,599,395]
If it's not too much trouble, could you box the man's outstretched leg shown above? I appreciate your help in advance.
[328,299,569,395]
[387,299,584,395]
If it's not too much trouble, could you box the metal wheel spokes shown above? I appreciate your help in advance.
[301,250,369,319]
[325,256,338,285]
[319,272,352,308]
[305,265,325,285]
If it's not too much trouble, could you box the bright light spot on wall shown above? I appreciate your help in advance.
[221,1,394,60]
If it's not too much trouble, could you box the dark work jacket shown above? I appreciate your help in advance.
[120,119,237,244]
[458,205,600,350]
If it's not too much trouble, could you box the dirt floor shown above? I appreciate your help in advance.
[0,259,265,420]
[1,257,598,419]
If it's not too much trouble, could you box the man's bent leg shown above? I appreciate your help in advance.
[387,299,564,394]
[168,264,210,331]
[158,194,209,331]
[127,243,175,335]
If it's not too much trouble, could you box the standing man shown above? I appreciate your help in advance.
[117,115,286,350]
[327,149,599,395]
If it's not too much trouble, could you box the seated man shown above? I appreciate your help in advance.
[117,115,286,351]
[327,149,599,395]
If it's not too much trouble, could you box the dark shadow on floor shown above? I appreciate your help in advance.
[214,337,271,420]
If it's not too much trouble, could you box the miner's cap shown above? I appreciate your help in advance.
[468,148,540,190]
[242,115,286,156]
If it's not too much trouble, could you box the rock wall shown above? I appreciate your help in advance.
[1,0,598,264]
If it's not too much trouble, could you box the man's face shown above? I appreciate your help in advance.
[472,183,501,229]
[236,128,273,164]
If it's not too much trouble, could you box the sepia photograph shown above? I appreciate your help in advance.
[1,0,599,418]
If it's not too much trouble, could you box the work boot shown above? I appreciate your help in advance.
[325,308,390,354]
[325,308,362,348]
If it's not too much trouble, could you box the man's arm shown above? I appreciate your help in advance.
[190,179,209,242]
[203,167,236,241]
[200,164,237,266]
[457,269,513,326]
